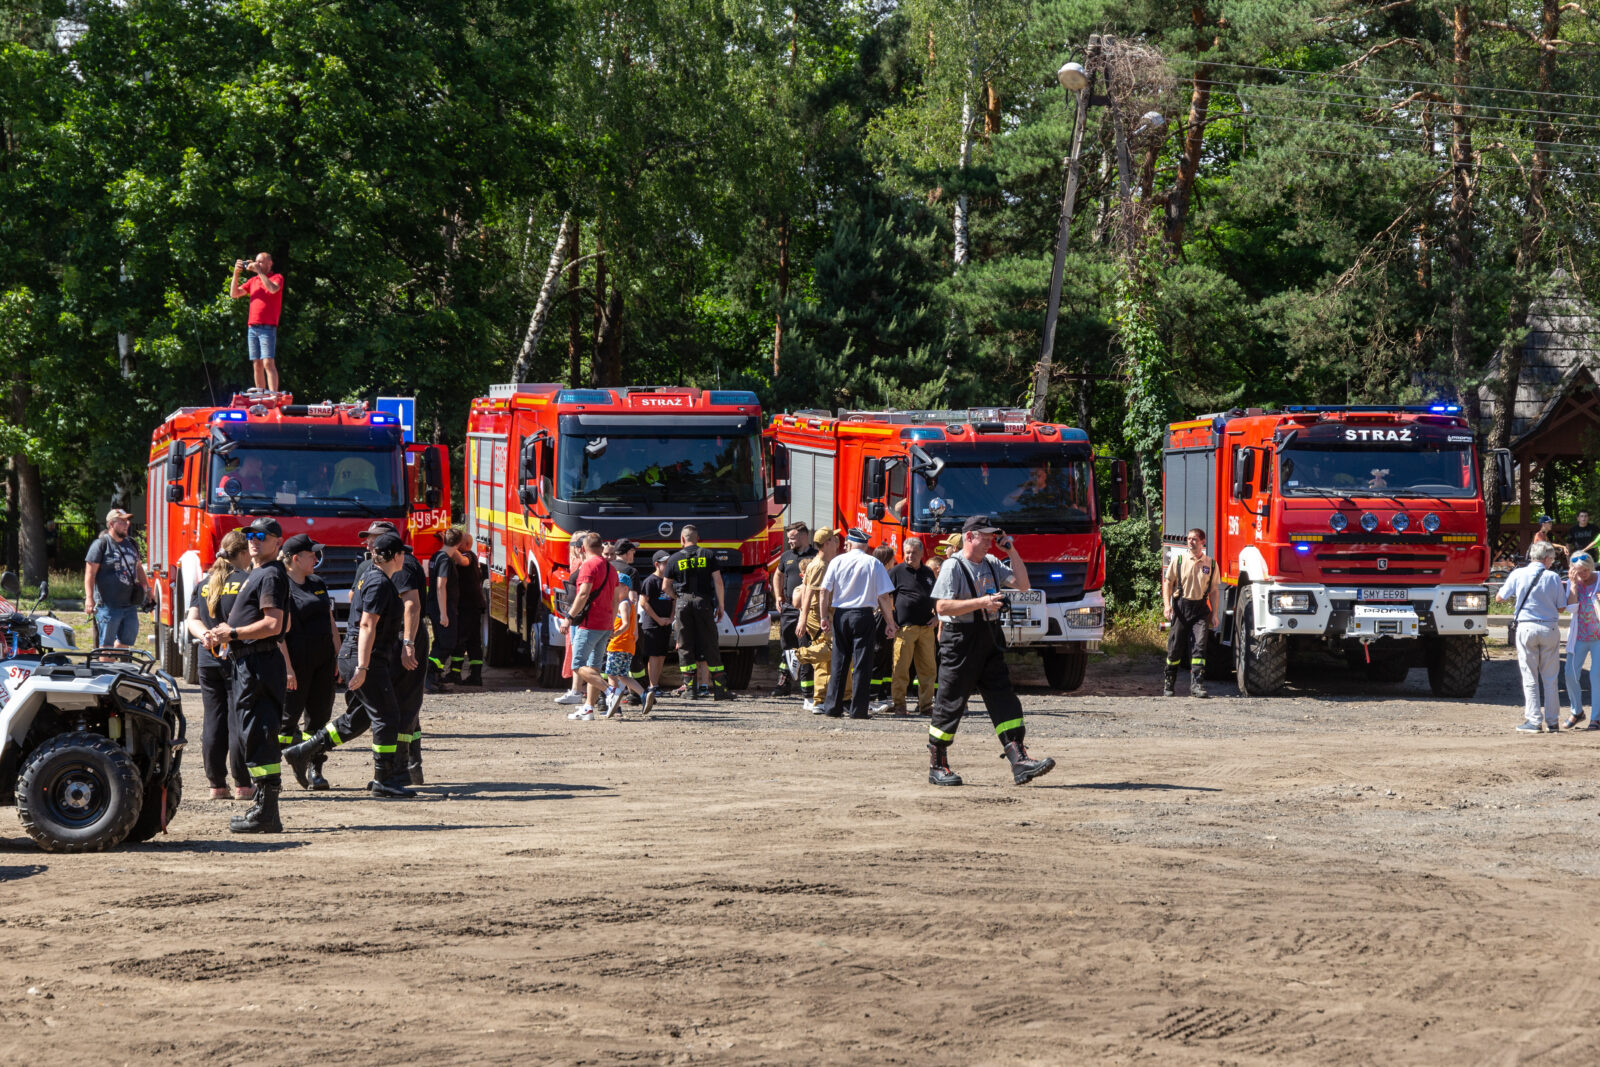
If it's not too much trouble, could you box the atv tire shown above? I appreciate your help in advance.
[16,732,143,853]
[1427,634,1483,698]
[125,772,182,844]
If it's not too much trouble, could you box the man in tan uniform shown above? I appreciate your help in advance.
[794,527,840,712]
[1162,527,1222,698]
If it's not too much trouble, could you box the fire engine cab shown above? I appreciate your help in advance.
[145,391,451,682]
[1162,405,1507,697]
[769,407,1124,692]
[464,384,782,689]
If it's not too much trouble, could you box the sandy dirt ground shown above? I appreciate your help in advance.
[4,641,1600,1065]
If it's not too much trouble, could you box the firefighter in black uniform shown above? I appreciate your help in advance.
[284,531,415,798]
[426,527,465,693]
[924,516,1055,787]
[771,522,816,697]
[1162,527,1222,699]
[451,532,485,686]
[280,532,340,791]
[208,516,291,833]
[665,524,732,699]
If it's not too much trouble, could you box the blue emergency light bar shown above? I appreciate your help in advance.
[211,409,248,421]
[900,427,946,441]
[709,390,759,406]
[1295,543,1312,554]
[1061,428,1090,442]
[1281,404,1461,415]
[369,412,399,425]
[558,389,612,404]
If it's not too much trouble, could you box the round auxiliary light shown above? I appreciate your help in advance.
[1392,512,1410,533]
[1360,512,1379,533]
[1329,512,1348,533]
[1422,512,1441,533]
[1057,62,1089,91]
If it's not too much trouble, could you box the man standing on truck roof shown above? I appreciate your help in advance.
[229,252,284,392]
[1162,528,1222,699]
[666,525,733,701]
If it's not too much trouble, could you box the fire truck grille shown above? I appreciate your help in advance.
[1024,562,1089,605]
[316,546,368,592]
[1315,550,1447,579]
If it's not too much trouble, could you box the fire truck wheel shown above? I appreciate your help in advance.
[157,621,182,677]
[1426,635,1483,698]
[1233,587,1287,696]
[484,614,518,669]
[1042,651,1087,692]
[180,627,200,685]
[721,649,754,690]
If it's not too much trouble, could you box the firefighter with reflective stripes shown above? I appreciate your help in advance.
[924,516,1055,787]
[1162,527,1222,699]
[283,532,416,798]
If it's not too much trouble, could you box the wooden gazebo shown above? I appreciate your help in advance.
[1477,270,1600,553]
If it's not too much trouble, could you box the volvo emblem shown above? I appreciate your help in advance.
[1377,558,1388,571]
[658,522,674,538]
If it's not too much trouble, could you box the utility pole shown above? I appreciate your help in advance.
[1032,36,1102,422]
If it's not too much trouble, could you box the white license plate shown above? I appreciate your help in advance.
[1353,604,1416,617]
[1359,588,1409,602]
[1007,589,1044,605]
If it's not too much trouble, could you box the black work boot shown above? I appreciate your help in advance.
[407,736,425,785]
[770,672,794,697]
[446,663,463,684]
[711,682,736,701]
[307,755,330,791]
[928,742,963,786]
[370,753,416,798]
[1162,672,1177,698]
[1002,741,1056,785]
[229,781,283,833]
[283,729,332,787]
[1190,673,1209,699]
[464,663,483,687]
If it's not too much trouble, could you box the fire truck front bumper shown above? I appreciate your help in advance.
[719,613,772,649]
[1250,583,1491,640]
[1001,590,1105,650]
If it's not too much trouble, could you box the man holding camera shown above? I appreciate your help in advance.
[1161,527,1221,698]
[229,252,284,391]
[925,516,1055,787]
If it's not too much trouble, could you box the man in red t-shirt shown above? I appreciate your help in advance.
[229,252,285,391]
[564,532,622,719]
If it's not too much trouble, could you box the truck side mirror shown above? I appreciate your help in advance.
[0,571,18,599]
[866,457,886,499]
[422,446,443,507]
[1492,448,1514,507]
[1111,458,1130,521]
[521,438,539,481]
[1232,448,1254,500]
[519,485,538,509]
[868,501,886,521]
[772,485,790,507]
[771,441,789,481]
[166,483,184,504]
[166,448,183,480]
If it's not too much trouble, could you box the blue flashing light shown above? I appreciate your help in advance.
[709,390,759,406]
[211,409,248,421]
[369,412,399,425]
[1428,404,1461,414]
[1060,428,1089,442]
[901,427,946,441]
[557,389,612,404]
[1295,543,1312,554]
[1049,572,1064,581]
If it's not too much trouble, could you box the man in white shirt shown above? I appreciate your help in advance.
[817,529,896,718]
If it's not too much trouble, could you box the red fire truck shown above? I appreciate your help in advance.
[464,384,782,689]
[768,407,1125,692]
[1162,404,1508,697]
[145,391,451,682]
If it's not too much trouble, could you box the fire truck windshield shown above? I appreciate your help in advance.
[209,447,405,514]
[913,445,1094,532]
[557,433,764,504]
[1278,442,1477,498]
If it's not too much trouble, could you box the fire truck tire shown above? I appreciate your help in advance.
[1042,651,1088,692]
[721,649,754,690]
[157,621,182,677]
[1426,635,1483,698]
[485,614,518,669]
[180,628,199,685]
[1234,587,1286,696]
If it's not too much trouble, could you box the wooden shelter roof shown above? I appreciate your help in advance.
[1477,269,1600,450]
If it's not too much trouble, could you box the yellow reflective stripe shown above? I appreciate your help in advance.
[326,725,343,746]
[993,718,1023,735]
[373,744,398,753]
[277,734,295,744]
[248,763,281,778]
[929,726,955,742]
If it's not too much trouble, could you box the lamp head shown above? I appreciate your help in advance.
[1057,62,1088,91]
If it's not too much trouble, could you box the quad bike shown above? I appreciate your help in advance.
[0,572,186,852]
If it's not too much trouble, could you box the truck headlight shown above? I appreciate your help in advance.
[1064,605,1103,629]
[1448,591,1488,614]
[1269,592,1316,613]
[739,582,768,622]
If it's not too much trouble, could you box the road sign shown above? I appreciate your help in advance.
[376,396,416,443]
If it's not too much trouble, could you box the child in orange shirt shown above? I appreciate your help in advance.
[602,548,648,717]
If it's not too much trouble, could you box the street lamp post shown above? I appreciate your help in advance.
[1032,37,1101,422]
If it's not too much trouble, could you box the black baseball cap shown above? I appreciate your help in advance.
[370,532,405,556]
[246,516,284,537]
[613,539,639,556]
[283,533,322,555]
[961,515,1001,534]
[652,550,672,564]
[358,520,400,539]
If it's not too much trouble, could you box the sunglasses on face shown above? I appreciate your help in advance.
[244,530,272,542]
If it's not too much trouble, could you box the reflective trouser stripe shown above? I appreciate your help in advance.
[800,679,814,690]
[373,744,398,753]
[249,763,281,778]
[277,734,295,745]
[326,725,343,747]
[929,726,955,742]
[429,657,448,669]
[994,718,1024,736]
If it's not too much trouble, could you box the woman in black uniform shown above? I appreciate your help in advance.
[184,530,250,799]
[452,533,485,686]
[280,533,341,791]
[283,531,414,798]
